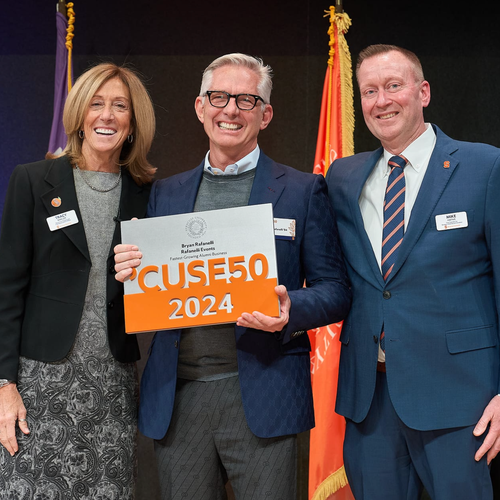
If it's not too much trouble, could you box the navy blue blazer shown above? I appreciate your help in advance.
[326,125,500,431]
[138,151,351,439]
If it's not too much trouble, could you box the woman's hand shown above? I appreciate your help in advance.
[0,383,29,456]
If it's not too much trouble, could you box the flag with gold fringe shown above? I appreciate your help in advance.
[48,1,75,155]
[308,5,354,500]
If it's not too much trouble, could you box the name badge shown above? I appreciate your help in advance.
[46,210,79,231]
[274,218,296,240]
[435,211,468,231]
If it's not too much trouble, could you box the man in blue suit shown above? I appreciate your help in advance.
[326,44,500,500]
[115,53,351,500]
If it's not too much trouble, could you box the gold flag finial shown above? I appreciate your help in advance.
[324,6,336,67]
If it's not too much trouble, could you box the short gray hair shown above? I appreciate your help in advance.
[199,53,273,104]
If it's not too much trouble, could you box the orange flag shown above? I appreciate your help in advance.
[308,6,354,500]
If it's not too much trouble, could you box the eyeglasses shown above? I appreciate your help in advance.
[204,91,265,111]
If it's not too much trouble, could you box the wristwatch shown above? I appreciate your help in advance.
[0,379,13,388]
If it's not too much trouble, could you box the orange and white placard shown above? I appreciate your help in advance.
[121,203,280,333]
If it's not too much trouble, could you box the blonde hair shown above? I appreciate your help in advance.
[49,62,156,185]
[356,44,425,84]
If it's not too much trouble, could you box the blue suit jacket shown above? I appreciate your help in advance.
[326,125,500,431]
[139,151,351,439]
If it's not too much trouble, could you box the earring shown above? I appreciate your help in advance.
[78,130,84,139]
[127,134,134,144]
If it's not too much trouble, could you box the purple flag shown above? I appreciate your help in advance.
[48,11,72,155]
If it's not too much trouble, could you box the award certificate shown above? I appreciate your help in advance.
[121,203,280,333]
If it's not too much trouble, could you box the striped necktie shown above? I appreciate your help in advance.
[381,155,408,281]
[380,155,407,352]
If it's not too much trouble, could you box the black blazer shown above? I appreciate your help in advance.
[0,156,151,380]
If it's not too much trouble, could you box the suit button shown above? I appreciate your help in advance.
[383,291,391,300]
[174,341,179,348]
[109,265,115,274]
[108,301,114,308]
[373,335,378,343]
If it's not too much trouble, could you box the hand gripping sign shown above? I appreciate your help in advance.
[121,204,280,333]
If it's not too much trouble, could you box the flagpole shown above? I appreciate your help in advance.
[335,0,343,14]
[56,0,66,16]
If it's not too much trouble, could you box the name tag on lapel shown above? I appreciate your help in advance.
[435,211,468,231]
[274,218,296,240]
[47,210,79,231]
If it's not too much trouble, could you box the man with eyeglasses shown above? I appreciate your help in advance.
[114,53,351,500]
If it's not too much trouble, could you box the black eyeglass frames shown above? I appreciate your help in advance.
[204,91,265,111]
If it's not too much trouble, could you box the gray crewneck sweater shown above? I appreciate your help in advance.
[177,169,256,381]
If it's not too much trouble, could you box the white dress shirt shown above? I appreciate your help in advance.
[358,124,436,361]
[204,146,260,176]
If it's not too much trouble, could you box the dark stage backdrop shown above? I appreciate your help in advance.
[2,1,500,216]
[1,1,500,499]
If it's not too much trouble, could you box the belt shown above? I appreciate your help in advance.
[377,361,386,373]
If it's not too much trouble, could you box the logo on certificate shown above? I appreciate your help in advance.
[185,216,207,238]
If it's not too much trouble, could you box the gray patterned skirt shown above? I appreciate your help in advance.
[0,292,139,500]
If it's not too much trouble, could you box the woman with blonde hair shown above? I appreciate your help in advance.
[0,62,156,499]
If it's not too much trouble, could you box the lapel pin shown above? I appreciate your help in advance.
[51,197,62,207]
[443,161,450,169]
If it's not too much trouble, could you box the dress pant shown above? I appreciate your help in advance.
[154,376,296,500]
[344,371,493,500]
